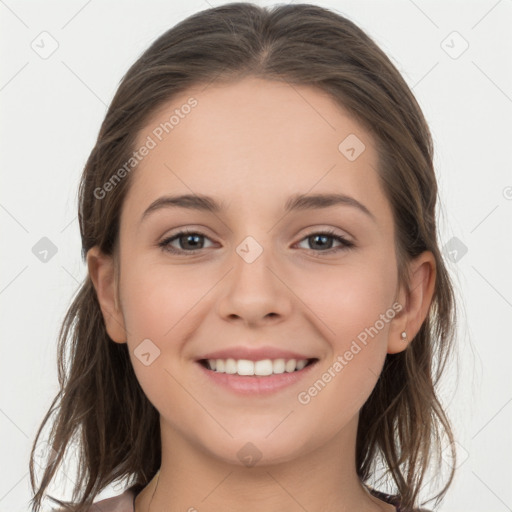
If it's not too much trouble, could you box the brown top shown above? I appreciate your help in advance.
[88,485,431,511]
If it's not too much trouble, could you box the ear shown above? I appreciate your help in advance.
[86,246,127,344]
[388,250,436,354]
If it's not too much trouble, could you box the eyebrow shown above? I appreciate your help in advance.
[140,192,376,223]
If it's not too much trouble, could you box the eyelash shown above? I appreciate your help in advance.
[157,228,355,256]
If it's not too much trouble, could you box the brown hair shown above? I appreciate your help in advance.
[29,3,458,511]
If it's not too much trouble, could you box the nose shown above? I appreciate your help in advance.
[216,239,293,328]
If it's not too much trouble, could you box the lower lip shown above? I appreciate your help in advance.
[196,360,318,395]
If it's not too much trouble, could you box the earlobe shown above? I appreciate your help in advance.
[86,246,127,344]
[387,251,436,354]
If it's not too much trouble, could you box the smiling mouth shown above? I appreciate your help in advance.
[197,357,319,376]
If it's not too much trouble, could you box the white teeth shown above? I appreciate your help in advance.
[254,359,273,376]
[296,359,307,371]
[272,359,285,374]
[285,359,297,372]
[237,359,254,375]
[225,358,237,374]
[206,357,312,375]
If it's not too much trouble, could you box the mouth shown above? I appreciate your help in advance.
[195,357,320,395]
[197,357,319,375]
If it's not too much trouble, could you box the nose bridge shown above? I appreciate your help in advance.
[216,231,292,323]
[232,232,278,294]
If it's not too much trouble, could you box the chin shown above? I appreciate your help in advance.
[195,426,314,469]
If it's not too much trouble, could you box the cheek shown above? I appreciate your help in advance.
[118,261,201,390]
[120,259,205,340]
[294,290,394,438]
[300,252,397,341]
[119,257,225,393]
[296,255,396,401]
[119,263,202,420]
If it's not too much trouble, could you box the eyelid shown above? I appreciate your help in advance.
[158,228,216,253]
[293,229,354,254]
[296,224,354,242]
[158,226,355,256]
[159,224,353,242]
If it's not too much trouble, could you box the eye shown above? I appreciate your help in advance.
[158,228,355,256]
[295,229,354,255]
[158,229,215,254]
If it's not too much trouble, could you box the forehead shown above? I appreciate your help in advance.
[125,76,390,223]
[136,76,368,161]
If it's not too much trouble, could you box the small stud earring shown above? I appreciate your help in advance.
[401,331,407,340]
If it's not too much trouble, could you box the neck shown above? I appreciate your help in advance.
[134,415,394,512]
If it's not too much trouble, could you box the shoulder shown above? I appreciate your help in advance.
[87,489,135,512]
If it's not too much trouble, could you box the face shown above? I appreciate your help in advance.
[91,76,419,467]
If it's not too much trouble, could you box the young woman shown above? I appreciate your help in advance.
[29,3,458,512]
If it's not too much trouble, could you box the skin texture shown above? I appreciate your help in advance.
[87,77,436,512]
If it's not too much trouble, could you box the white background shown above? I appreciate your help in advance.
[1,1,511,511]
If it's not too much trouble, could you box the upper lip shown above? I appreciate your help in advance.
[196,346,316,362]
